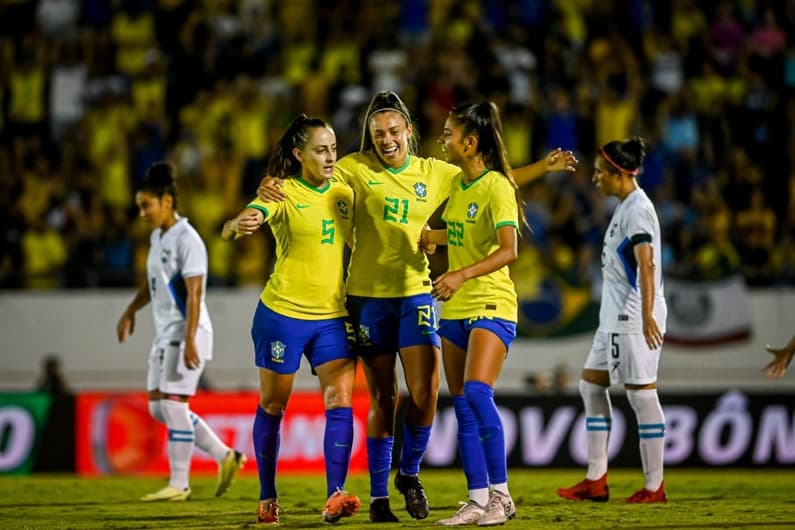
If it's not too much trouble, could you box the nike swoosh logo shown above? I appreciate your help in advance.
[296,203,310,209]
[367,179,383,186]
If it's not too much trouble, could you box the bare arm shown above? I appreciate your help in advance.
[764,335,795,379]
[432,225,518,301]
[182,275,204,370]
[222,208,265,240]
[116,283,150,343]
[513,148,578,187]
[634,242,663,350]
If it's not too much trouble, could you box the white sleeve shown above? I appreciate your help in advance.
[623,201,655,245]
[179,231,208,279]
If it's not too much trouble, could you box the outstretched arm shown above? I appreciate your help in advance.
[513,148,578,186]
[764,336,795,378]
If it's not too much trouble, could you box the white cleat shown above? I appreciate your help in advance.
[437,500,486,526]
[140,485,191,502]
[478,491,515,526]
[216,450,246,497]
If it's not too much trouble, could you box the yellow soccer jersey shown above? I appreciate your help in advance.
[440,170,519,322]
[335,152,460,297]
[247,177,354,319]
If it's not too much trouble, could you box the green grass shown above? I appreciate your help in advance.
[1,469,793,529]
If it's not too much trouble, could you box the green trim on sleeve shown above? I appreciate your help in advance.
[495,220,519,229]
[247,204,269,218]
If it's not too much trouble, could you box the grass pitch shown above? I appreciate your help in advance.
[1,468,793,529]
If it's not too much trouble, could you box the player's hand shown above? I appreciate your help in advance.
[257,176,287,202]
[544,148,578,173]
[763,344,794,379]
[642,316,663,350]
[419,224,436,255]
[116,311,135,343]
[232,211,261,236]
[432,270,466,301]
[184,340,201,370]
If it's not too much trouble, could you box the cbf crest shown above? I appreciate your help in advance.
[467,202,479,219]
[357,324,372,346]
[336,200,350,219]
[413,182,427,201]
[270,340,286,363]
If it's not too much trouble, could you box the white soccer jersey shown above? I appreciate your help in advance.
[146,216,213,357]
[598,188,667,334]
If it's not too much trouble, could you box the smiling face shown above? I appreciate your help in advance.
[135,190,173,228]
[368,110,411,168]
[295,126,337,186]
[437,115,470,166]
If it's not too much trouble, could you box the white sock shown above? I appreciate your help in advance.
[190,411,230,462]
[491,482,510,497]
[626,388,665,491]
[579,379,612,480]
[469,487,489,507]
[148,400,165,423]
[161,399,194,490]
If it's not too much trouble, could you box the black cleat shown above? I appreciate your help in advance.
[394,472,430,519]
[369,498,399,523]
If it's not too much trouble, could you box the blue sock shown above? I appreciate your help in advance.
[453,395,488,490]
[367,436,393,498]
[253,406,282,501]
[324,407,353,497]
[400,422,431,476]
[464,381,507,485]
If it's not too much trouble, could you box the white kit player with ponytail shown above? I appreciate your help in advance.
[116,162,245,502]
[557,137,668,505]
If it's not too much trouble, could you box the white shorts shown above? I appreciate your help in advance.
[583,330,662,385]
[146,328,212,396]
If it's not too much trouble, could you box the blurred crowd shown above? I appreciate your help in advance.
[1,0,794,291]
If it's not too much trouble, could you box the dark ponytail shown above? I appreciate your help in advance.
[140,162,178,209]
[600,136,647,175]
[268,114,330,179]
[447,101,528,230]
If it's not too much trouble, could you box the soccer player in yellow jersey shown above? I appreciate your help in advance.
[421,102,521,526]
[222,115,360,525]
[258,92,576,522]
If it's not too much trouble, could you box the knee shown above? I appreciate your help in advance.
[579,378,607,399]
[369,384,397,413]
[148,400,165,423]
[259,399,287,416]
[409,378,439,409]
[625,388,660,415]
[323,384,352,410]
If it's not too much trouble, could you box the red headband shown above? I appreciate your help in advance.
[600,147,639,176]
